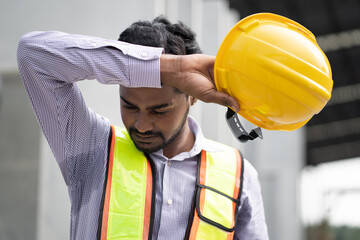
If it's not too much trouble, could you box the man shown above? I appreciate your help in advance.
[17,16,268,239]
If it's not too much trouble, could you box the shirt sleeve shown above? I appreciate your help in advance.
[17,31,164,186]
[234,159,269,240]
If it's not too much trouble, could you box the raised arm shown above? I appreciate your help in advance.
[17,31,163,185]
[17,31,239,186]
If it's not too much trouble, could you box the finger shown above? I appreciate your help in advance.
[208,91,240,112]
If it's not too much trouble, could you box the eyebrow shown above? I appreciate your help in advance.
[120,96,172,110]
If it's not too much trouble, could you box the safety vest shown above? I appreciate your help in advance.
[97,125,244,240]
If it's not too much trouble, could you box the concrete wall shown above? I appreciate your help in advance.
[0,0,304,239]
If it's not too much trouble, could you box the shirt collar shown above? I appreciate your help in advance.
[150,115,224,161]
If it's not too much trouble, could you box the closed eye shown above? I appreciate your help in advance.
[120,97,138,111]
[123,104,138,110]
[151,109,168,115]
[120,96,171,116]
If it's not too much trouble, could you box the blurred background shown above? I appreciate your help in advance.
[0,0,359,239]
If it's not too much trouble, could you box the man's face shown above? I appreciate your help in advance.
[120,85,192,154]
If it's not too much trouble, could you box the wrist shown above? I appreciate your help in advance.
[160,54,183,87]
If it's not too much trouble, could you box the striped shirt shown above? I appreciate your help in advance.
[17,31,268,240]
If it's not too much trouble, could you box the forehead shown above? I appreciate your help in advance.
[120,85,183,106]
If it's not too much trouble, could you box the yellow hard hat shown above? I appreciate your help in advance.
[215,13,333,131]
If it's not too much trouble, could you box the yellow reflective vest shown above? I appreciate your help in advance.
[98,126,244,240]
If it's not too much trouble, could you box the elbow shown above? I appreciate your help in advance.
[17,31,45,67]
[17,32,35,67]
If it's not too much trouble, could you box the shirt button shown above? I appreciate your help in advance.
[91,42,98,47]
[141,51,148,57]
[167,199,173,205]
[167,160,172,166]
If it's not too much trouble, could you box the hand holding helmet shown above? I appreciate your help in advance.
[214,13,333,141]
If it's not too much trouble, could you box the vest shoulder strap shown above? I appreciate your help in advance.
[99,125,154,240]
[188,139,244,240]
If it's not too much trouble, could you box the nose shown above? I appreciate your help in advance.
[134,112,153,133]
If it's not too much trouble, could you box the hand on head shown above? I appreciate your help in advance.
[160,54,240,112]
[119,16,240,112]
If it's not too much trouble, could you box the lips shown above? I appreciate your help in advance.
[132,133,159,144]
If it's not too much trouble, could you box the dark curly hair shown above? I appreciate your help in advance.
[118,16,202,55]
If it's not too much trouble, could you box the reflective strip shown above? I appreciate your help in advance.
[143,160,153,239]
[188,151,206,240]
[100,125,116,240]
[189,145,242,240]
[100,126,152,240]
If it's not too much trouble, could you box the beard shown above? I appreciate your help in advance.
[128,107,189,154]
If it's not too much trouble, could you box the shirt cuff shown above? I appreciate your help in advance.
[127,44,164,88]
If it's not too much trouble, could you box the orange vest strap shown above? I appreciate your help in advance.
[143,159,154,239]
[99,125,116,240]
[188,149,243,239]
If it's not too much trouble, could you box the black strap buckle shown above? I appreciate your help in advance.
[225,108,263,143]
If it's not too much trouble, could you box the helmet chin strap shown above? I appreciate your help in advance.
[225,108,263,143]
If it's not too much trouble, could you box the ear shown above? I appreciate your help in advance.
[190,96,197,106]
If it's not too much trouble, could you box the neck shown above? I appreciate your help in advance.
[162,120,195,159]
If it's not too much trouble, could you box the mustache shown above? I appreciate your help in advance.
[129,127,163,138]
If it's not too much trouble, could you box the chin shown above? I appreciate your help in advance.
[133,142,163,154]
